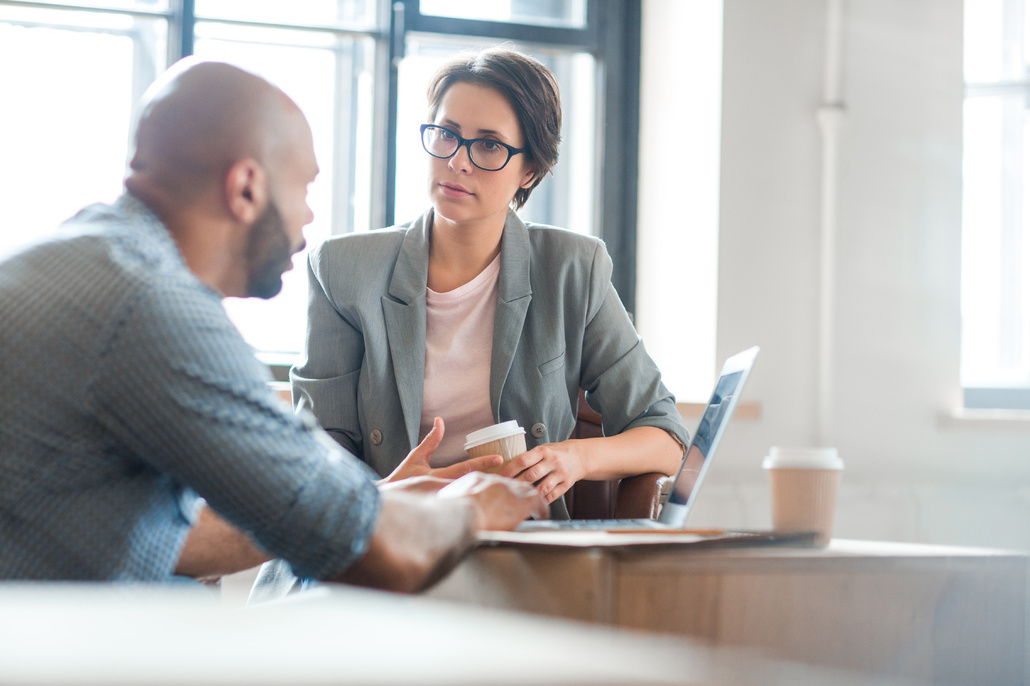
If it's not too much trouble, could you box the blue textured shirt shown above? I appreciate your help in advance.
[0,194,380,581]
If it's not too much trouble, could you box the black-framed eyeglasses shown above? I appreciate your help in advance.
[420,124,527,172]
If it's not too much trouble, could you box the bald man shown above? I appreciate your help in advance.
[0,59,546,589]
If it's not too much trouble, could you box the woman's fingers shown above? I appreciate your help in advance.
[499,448,543,480]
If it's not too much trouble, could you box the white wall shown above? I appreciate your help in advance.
[636,0,722,402]
[639,0,1030,551]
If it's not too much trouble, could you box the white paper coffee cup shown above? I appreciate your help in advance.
[465,420,527,474]
[762,447,843,546]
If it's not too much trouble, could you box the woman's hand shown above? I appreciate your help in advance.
[379,417,504,484]
[498,440,588,504]
[496,428,684,504]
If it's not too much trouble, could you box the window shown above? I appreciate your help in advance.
[0,2,166,258]
[962,0,1030,409]
[1,0,639,367]
[191,2,379,359]
[419,0,587,28]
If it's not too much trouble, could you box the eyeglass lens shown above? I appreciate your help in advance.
[422,126,512,171]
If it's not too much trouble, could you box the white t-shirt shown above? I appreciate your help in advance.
[420,254,501,466]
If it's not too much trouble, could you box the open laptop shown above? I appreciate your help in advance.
[517,346,760,532]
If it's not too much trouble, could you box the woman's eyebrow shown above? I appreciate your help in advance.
[439,118,463,132]
[440,119,508,139]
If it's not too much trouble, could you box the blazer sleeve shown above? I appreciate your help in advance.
[290,242,365,457]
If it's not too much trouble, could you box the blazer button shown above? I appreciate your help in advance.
[530,423,546,439]
[370,429,383,446]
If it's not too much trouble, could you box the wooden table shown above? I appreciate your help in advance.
[427,536,1029,685]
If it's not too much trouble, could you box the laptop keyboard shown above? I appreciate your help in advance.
[517,518,664,531]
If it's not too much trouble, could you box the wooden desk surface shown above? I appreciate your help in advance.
[428,538,1030,685]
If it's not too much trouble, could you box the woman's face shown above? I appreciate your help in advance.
[427,81,535,229]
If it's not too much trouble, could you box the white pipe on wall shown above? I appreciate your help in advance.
[817,0,846,445]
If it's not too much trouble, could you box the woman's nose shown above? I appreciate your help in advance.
[448,143,473,173]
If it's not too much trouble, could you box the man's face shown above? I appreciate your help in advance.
[245,197,301,299]
[245,119,318,300]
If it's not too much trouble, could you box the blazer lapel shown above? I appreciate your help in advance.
[383,212,431,448]
[490,212,533,419]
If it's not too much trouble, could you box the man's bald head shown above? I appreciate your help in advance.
[123,59,319,299]
[126,59,309,200]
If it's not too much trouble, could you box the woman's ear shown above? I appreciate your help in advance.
[225,158,267,224]
[520,164,538,189]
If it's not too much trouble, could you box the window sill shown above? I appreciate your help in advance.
[678,401,761,421]
[940,408,1030,430]
[270,381,292,403]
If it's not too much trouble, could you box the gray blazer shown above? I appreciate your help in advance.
[292,209,688,515]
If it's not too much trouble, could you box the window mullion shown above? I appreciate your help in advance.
[168,0,193,61]
[381,0,405,227]
[1000,94,1024,370]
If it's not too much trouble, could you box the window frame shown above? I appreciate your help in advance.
[962,0,1030,409]
[1,0,641,322]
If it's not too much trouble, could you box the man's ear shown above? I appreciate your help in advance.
[225,158,267,224]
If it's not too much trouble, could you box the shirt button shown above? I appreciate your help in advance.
[370,429,383,446]
[530,423,546,439]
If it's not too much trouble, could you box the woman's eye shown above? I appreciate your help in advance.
[439,129,456,140]
[480,140,500,151]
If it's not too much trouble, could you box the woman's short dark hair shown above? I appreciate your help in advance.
[427,47,563,210]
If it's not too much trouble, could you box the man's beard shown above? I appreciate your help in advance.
[245,199,301,299]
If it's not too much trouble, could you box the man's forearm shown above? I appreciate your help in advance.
[175,506,272,579]
[332,489,477,593]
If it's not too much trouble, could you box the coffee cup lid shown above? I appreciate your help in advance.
[464,420,526,450]
[762,446,843,470]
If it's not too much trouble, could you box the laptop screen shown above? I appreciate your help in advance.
[663,347,758,514]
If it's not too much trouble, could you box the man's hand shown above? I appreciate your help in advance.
[439,472,549,531]
[378,475,451,495]
[336,472,547,593]
[379,417,503,483]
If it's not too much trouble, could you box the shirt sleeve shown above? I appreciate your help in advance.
[91,278,380,581]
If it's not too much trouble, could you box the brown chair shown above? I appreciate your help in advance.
[564,390,666,520]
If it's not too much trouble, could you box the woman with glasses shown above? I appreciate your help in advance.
[295,47,688,517]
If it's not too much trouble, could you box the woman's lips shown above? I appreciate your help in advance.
[439,182,472,198]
